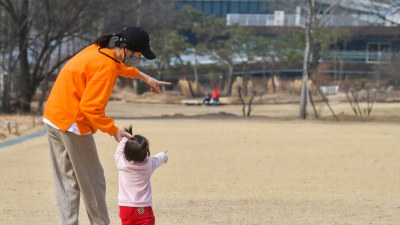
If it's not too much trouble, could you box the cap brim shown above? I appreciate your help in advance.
[141,48,156,60]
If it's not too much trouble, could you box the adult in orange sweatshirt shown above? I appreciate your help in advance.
[44,27,169,225]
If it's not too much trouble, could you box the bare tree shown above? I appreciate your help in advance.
[231,26,258,96]
[299,0,344,119]
[299,0,314,120]
[237,87,264,116]
[0,0,162,113]
[178,5,241,96]
[0,5,20,113]
[349,0,400,26]
[273,0,344,119]
[0,0,96,112]
[166,31,196,97]
[255,35,302,93]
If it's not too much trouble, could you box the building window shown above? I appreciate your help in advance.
[183,1,192,6]
[194,2,202,11]
[221,2,228,18]
[204,2,212,14]
[212,2,221,16]
[178,1,184,11]
[259,2,268,14]
[367,42,391,62]
[230,2,239,13]
[249,2,258,14]
[239,2,249,13]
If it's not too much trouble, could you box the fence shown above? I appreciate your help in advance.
[0,116,42,135]
[320,50,395,63]
[227,13,391,27]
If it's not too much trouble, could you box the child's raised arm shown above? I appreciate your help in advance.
[150,152,168,171]
[115,137,128,165]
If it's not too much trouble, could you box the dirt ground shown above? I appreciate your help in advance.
[104,101,400,119]
[0,118,399,224]
[0,115,44,143]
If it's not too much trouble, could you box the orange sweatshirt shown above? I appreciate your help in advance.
[44,44,139,136]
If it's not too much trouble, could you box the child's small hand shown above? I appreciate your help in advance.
[164,151,168,164]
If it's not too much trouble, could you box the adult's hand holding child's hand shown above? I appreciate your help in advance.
[114,129,130,142]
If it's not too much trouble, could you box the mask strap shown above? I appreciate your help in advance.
[98,48,120,63]
[123,48,126,62]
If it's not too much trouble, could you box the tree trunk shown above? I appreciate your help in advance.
[270,60,276,93]
[2,73,10,113]
[226,65,234,96]
[38,58,50,115]
[178,56,195,97]
[193,48,198,84]
[2,36,13,113]
[300,0,313,119]
[310,45,320,70]
[262,57,267,92]
[157,68,165,92]
[38,74,49,115]
[157,69,163,81]
[243,62,250,96]
[17,0,31,113]
[136,0,142,27]
[0,52,3,107]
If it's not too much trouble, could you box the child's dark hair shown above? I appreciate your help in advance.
[123,125,150,163]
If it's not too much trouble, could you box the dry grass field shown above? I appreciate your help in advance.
[1,117,399,224]
[104,101,400,120]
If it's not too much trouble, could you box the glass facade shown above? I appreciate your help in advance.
[178,0,274,18]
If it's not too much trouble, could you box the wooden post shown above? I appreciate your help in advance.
[15,122,18,135]
[6,119,11,134]
[32,115,35,127]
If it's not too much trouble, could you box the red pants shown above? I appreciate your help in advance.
[119,206,155,225]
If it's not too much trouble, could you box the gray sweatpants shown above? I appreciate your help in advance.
[45,124,110,225]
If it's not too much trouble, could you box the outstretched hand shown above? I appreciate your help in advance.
[164,150,168,164]
[147,77,171,94]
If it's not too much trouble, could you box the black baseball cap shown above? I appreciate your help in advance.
[119,27,156,60]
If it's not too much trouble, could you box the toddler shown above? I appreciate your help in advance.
[115,126,168,225]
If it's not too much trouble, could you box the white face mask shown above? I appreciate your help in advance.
[123,51,141,68]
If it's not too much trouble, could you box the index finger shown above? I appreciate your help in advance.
[158,81,171,85]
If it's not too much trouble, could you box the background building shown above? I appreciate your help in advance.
[177,0,400,79]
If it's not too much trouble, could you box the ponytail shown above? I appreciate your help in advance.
[94,33,121,48]
[124,125,133,135]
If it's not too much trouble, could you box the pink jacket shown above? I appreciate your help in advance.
[115,137,168,207]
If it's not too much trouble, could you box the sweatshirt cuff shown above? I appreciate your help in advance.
[131,68,139,79]
[108,125,119,136]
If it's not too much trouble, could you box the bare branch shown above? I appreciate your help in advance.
[237,87,246,116]
[321,0,342,18]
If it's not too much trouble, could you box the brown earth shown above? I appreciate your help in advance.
[0,115,44,143]
[0,118,399,224]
